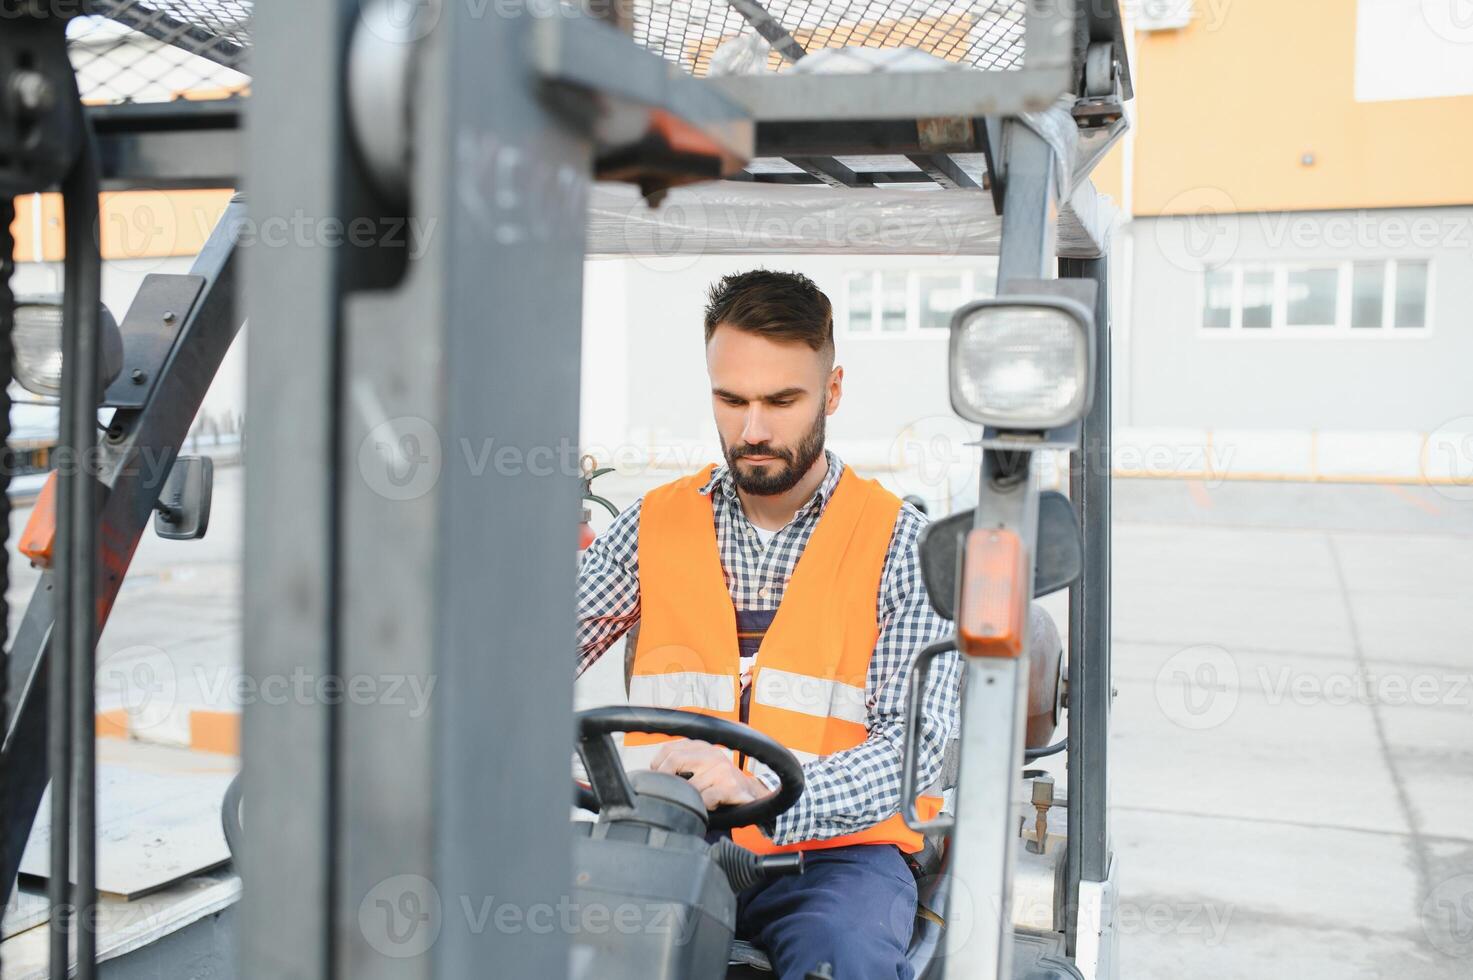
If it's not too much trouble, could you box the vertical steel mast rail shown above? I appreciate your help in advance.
[939,119,1059,980]
[1060,252,1114,964]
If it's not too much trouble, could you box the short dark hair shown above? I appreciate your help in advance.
[703,269,834,357]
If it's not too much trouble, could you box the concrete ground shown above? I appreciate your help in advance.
[1109,478,1473,980]
[6,467,1471,978]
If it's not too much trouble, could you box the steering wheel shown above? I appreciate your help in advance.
[575,705,805,832]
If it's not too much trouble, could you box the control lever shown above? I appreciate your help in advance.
[710,838,804,892]
[1028,775,1054,853]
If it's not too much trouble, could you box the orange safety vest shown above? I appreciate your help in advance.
[625,463,944,855]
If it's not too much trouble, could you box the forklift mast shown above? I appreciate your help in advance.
[0,2,1128,978]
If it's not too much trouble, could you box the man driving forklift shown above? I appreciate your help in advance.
[576,270,963,979]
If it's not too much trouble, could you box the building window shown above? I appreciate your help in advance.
[879,272,908,333]
[1200,259,1430,335]
[1203,269,1233,329]
[1350,262,1385,329]
[843,265,996,337]
[845,272,874,333]
[1241,269,1274,329]
[1284,266,1338,327]
[1394,261,1428,328]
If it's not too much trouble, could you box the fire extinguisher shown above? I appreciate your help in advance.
[579,454,619,551]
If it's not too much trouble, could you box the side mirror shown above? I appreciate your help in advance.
[154,456,214,540]
[917,490,1083,620]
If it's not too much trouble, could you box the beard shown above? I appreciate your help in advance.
[722,407,827,497]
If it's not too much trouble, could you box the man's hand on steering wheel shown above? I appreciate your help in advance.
[652,739,774,811]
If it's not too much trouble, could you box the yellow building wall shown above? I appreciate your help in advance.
[8,189,234,262]
[1130,0,1473,215]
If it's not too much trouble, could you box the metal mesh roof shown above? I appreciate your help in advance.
[70,1,250,104]
[629,0,1027,77]
[70,0,1032,104]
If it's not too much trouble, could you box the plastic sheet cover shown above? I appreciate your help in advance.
[587,178,1113,259]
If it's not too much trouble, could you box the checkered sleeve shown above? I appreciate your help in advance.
[575,498,643,678]
[761,502,962,845]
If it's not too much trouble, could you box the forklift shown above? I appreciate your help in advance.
[0,1,1127,977]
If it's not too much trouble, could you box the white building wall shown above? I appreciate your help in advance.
[1122,206,1473,433]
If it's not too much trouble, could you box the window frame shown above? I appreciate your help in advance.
[841,266,994,339]
[1198,258,1433,339]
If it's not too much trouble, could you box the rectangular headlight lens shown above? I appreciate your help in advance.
[12,300,66,399]
[11,295,124,400]
[949,299,1092,429]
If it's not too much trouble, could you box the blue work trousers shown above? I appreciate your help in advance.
[735,843,917,980]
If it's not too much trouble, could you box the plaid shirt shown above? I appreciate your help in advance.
[576,451,961,847]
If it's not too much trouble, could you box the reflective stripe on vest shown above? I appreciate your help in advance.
[627,463,943,855]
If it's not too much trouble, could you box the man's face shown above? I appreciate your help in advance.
[706,324,842,496]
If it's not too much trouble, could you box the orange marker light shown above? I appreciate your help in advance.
[18,471,59,569]
[957,527,1028,659]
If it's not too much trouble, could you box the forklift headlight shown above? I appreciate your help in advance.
[948,297,1095,430]
[11,295,123,400]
